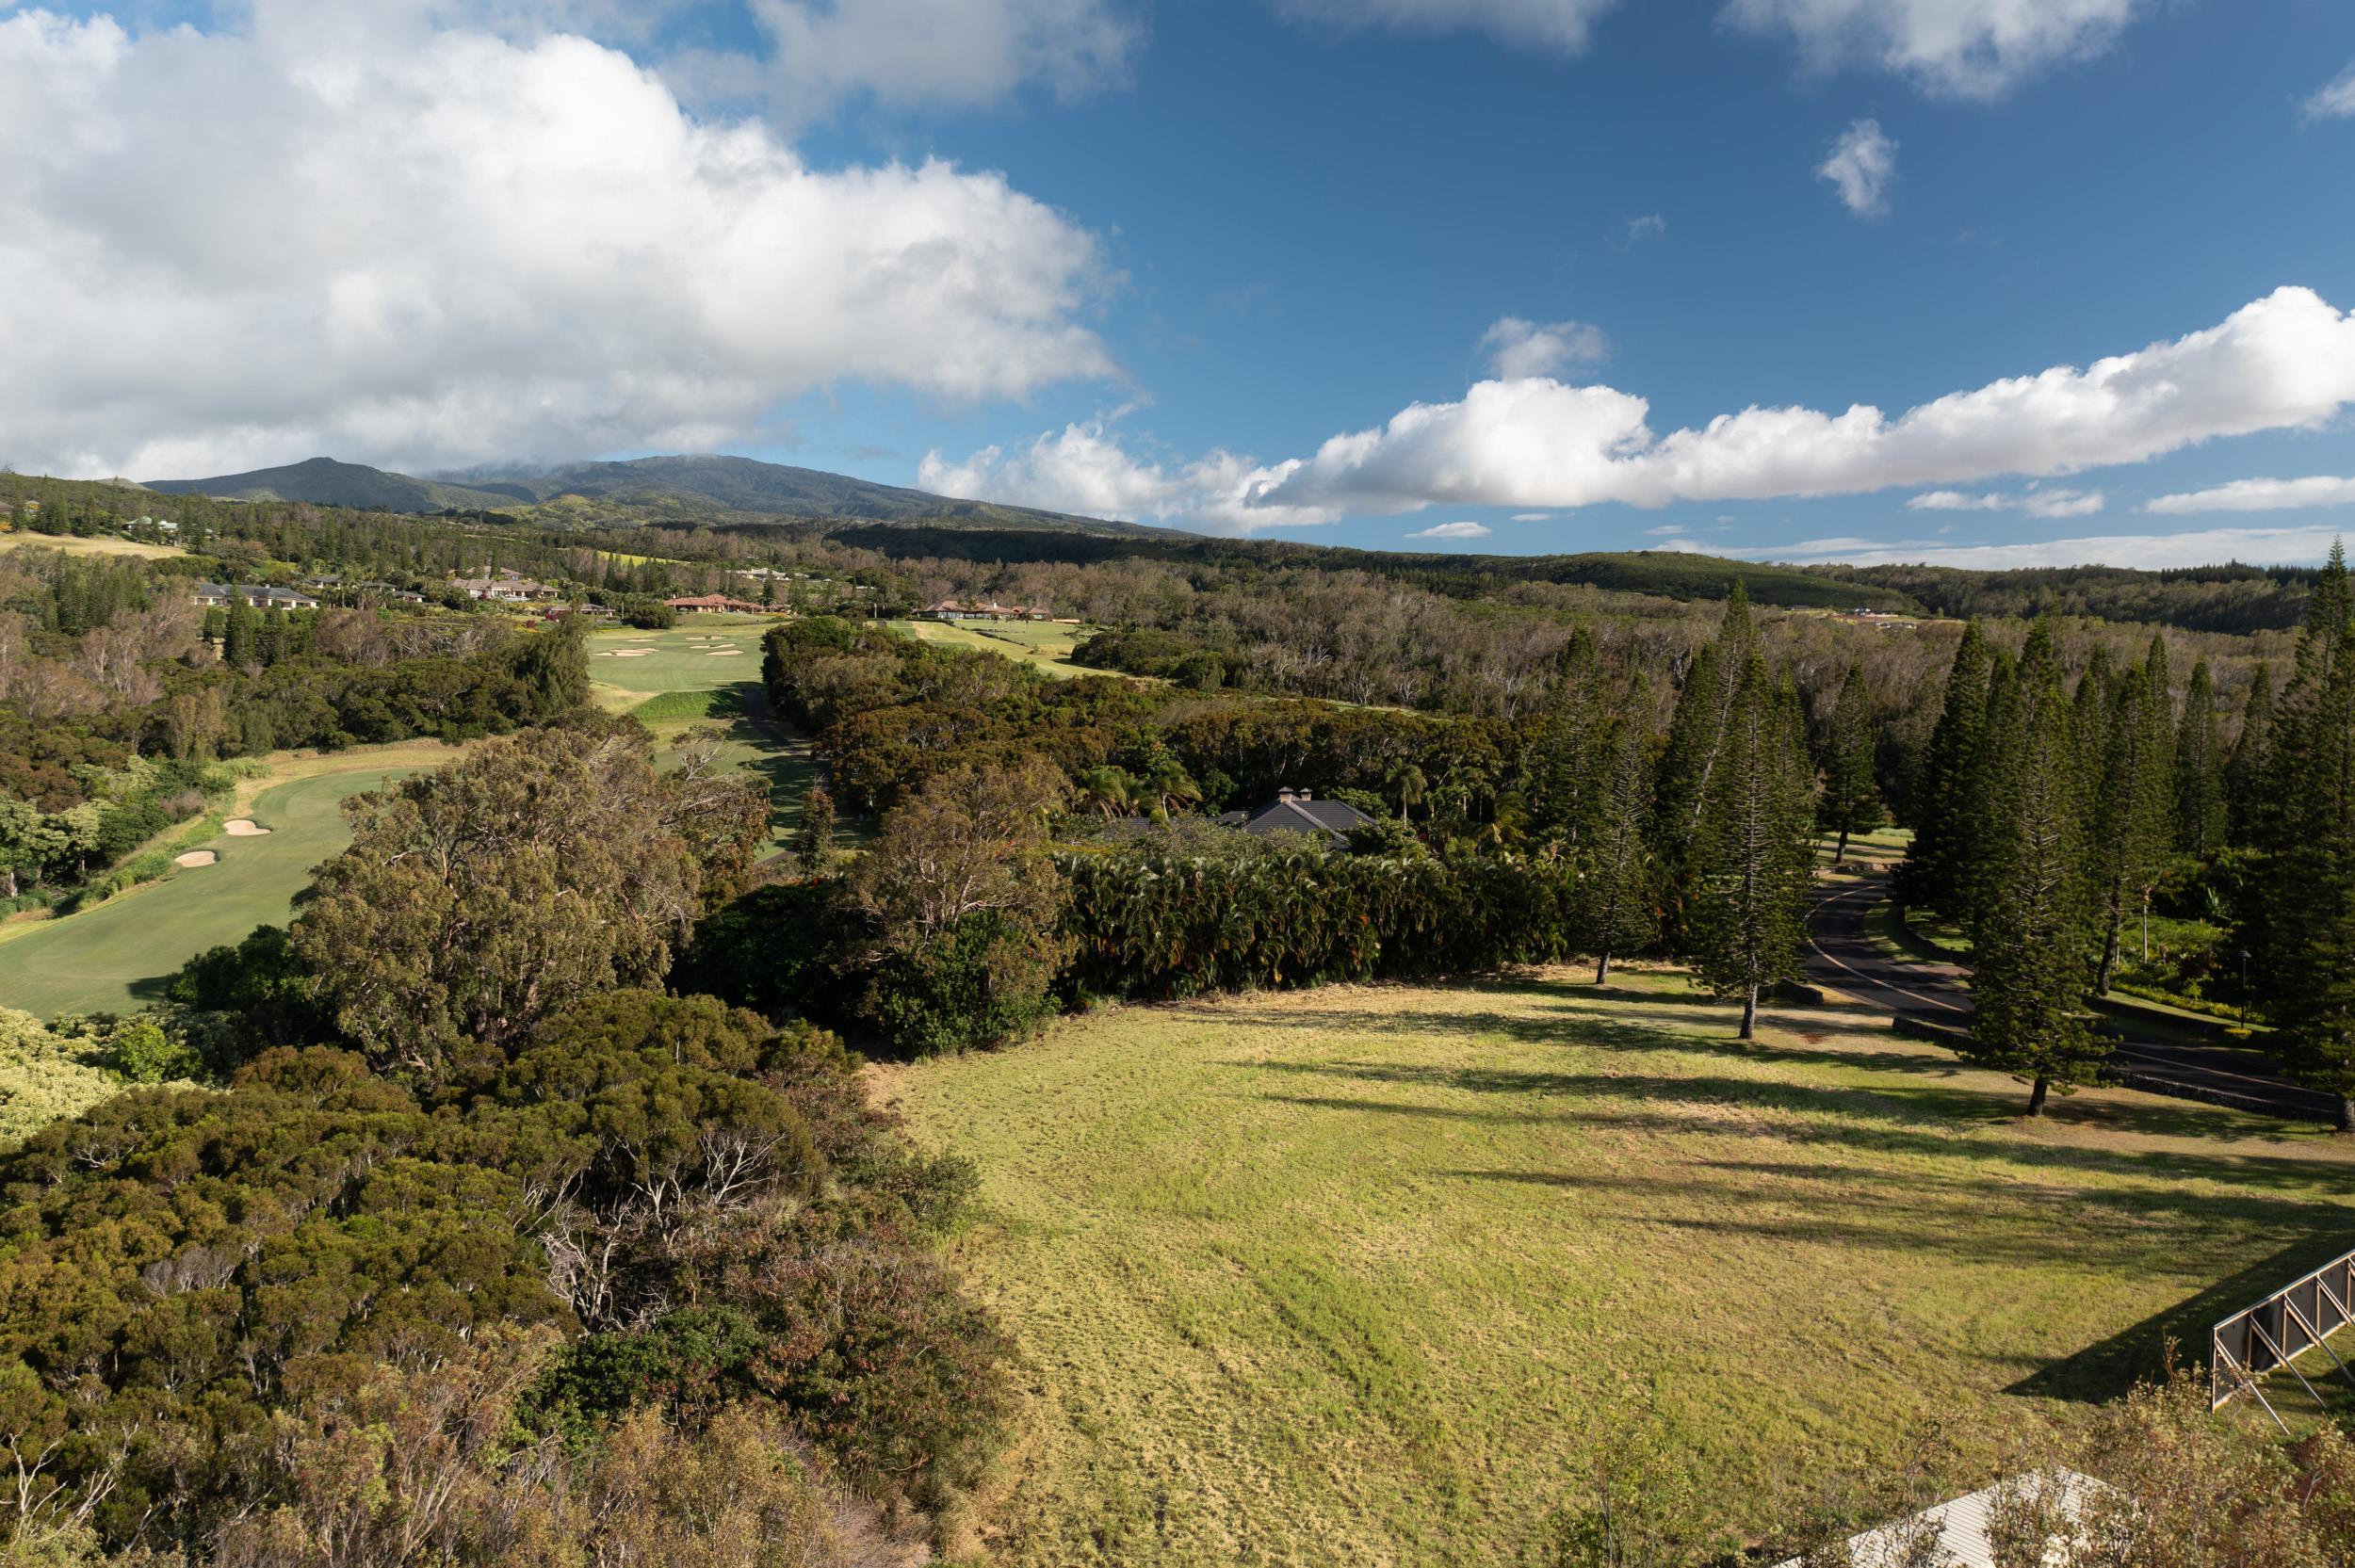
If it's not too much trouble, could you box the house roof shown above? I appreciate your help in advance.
[1218,789,1374,842]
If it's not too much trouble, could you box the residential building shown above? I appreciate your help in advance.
[1214,787,1375,847]
[191,582,322,610]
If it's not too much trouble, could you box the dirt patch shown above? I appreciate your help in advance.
[223,818,271,836]
[174,849,219,868]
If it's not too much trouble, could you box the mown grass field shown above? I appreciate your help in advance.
[884,618,1095,678]
[0,532,182,559]
[0,742,463,1017]
[588,619,817,852]
[873,968,2355,1566]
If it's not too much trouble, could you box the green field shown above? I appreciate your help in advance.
[0,746,460,1018]
[0,532,182,559]
[589,619,818,852]
[873,968,2355,1565]
[885,618,1096,678]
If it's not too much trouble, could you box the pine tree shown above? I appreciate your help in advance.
[1578,706,1658,985]
[1897,621,1992,918]
[1962,621,2105,1116]
[1819,663,1881,864]
[2244,542,2355,1130]
[2223,663,2274,849]
[1652,587,1754,945]
[221,594,257,667]
[794,784,836,874]
[1534,625,1604,845]
[2173,657,2226,858]
[1693,656,1816,1040]
[2087,637,2176,994]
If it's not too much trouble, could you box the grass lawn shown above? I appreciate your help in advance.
[0,741,463,1018]
[588,619,820,852]
[884,619,1096,679]
[872,968,2355,1565]
[0,532,182,559]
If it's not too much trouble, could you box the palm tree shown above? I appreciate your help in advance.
[1078,766,1137,820]
[1144,758,1201,815]
[1387,761,1427,824]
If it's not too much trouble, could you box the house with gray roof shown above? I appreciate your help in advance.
[1215,787,1375,847]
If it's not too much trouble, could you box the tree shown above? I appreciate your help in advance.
[1076,765,1137,820]
[2087,638,2175,994]
[2173,656,2226,857]
[794,782,836,873]
[1692,656,1816,1040]
[2243,542,2355,1131]
[2224,662,2274,849]
[1577,714,1658,985]
[220,593,257,667]
[1819,663,1882,864]
[1960,622,2104,1116]
[293,726,730,1080]
[849,758,1073,1055]
[1898,622,1993,920]
[1653,587,1756,946]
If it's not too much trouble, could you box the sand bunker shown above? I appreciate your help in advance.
[704,649,745,656]
[223,818,271,837]
[602,649,656,658]
[174,849,218,868]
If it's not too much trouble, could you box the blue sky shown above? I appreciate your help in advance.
[6,0,2355,565]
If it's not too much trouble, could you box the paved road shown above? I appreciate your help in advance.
[1807,868,2339,1123]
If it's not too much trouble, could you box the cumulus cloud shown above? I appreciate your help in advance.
[1722,0,2147,100]
[931,289,2355,534]
[1406,521,1493,540]
[2304,59,2355,123]
[1613,214,1667,250]
[2147,477,2355,515]
[1817,119,1897,217]
[1732,526,2355,571]
[1273,0,1623,52]
[1908,487,2105,517]
[0,5,1116,478]
[1478,317,1609,380]
[917,420,1322,531]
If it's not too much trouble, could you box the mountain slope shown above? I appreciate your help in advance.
[446,454,1164,534]
[140,457,520,511]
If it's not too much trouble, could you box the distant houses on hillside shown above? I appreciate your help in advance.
[920,599,1059,622]
[191,582,321,611]
[665,593,773,615]
[449,569,559,603]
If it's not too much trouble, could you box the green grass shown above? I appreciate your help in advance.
[589,622,820,853]
[883,618,1096,678]
[872,968,2355,1565]
[0,746,461,1018]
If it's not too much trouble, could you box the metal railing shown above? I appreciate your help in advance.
[2211,1248,2355,1432]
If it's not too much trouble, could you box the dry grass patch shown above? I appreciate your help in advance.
[871,967,2355,1567]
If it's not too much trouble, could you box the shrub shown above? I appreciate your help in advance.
[859,910,1066,1057]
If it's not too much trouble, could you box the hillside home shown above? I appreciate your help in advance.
[191,583,322,611]
[1215,787,1375,847]
[449,570,559,603]
[665,593,770,614]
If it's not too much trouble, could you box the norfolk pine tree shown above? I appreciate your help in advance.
[1819,663,1882,864]
[1652,585,1754,946]
[1963,622,2105,1117]
[2224,662,2274,849]
[1578,701,1659,986]
[1694,656,1816,1041]
[2087,637,2175,994]
[2173,656,2226,857]
[1897,620,1991,919]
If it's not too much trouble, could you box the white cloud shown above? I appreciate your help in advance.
[1478,317,1609,380]
[1817,118,1897,217]
[1273,0,1623,52]
[1644,523,1687,536]
[1732,526,2354,571]
[742,0,1140,121]
[1722,0,2147,100]
[1908,486,2105,517]
[1247,286,2355,518]
[0,5,1115,478]
[918,420,1322,531]
[1407,521,1493,540]
[2147,476,2355,515]
[2304,59,2355,123]
[1612,213,1666,250]
[1511,511,1553,522]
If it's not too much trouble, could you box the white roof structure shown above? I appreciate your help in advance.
[1773,1470,2103,1568]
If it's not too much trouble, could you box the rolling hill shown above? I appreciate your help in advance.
[140,457,521,511]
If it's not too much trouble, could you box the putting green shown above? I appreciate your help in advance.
[0,761,437,1019]
[588,620,771,703]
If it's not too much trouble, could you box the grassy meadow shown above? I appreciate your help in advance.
[0,742,461,1017]
[588,618,818,852]
[873,967,2355,1565]
[884,618,1095,678]
[0,532,183,559]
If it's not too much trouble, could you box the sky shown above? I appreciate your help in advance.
[4,0,2354,568]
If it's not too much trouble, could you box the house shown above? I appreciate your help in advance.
[1770,1470,2102,1568]
[191,583,322,611]
[448,569,560,603]
[1215,787,1375,847]
[665,593,770,614]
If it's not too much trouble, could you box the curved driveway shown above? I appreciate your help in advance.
[1806,868,2337,1123]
